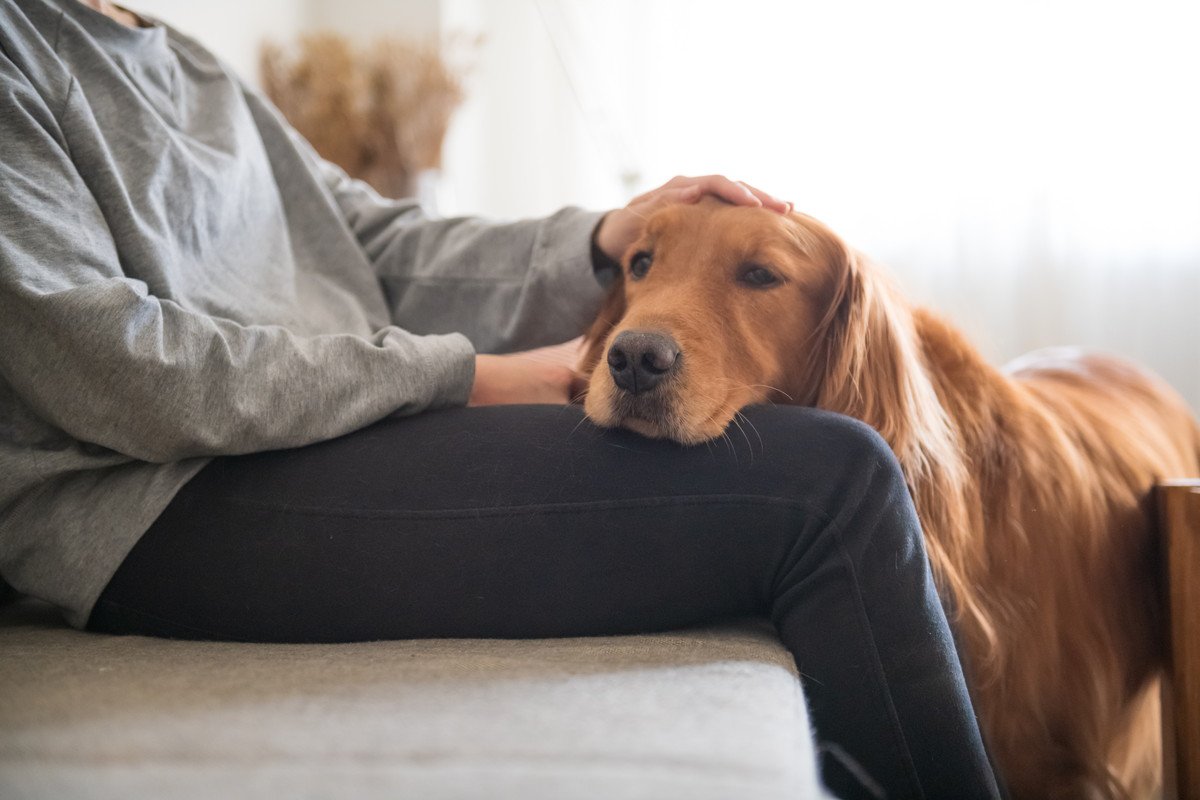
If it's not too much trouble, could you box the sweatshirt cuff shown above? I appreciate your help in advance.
[390,330,477,411]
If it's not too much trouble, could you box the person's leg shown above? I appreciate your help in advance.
[88,404,998,800]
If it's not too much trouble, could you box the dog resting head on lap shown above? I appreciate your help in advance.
[578,197,1200,800]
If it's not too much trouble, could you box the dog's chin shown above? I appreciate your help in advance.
[584,383,733,445]
[616,415,729,445]
[616,415,665,439]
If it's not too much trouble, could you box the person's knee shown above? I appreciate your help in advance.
[804,410,896,467]
[801,413,926,560]
[742,406,905,487]
[741,406,918,544]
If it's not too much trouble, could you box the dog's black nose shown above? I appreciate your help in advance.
[607,330,680,395]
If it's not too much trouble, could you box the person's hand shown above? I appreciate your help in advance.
[469,338,585,406]
[594,175,792,262]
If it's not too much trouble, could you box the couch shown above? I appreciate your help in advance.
[0,598,832,799]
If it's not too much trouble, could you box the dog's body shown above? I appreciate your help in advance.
[896,319,1194,799]
[579,200,1200,798]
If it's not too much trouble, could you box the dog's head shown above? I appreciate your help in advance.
[580,199,953,471]
[581,199,846,442]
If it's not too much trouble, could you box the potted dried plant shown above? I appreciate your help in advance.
[261,33,470,204]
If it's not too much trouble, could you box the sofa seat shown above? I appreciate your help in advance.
[0,598,830,799]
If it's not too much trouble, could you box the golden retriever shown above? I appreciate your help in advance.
[578,198,1200,799]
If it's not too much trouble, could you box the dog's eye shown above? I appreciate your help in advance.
[629,252,653,279]
[738,264,781,288]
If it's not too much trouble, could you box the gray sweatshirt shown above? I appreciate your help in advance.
[0,0,607,627]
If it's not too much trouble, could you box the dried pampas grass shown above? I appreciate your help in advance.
[261,33,472,199]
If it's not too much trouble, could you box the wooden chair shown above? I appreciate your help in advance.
[1160,479,1200,800]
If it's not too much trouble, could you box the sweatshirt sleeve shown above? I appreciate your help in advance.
[294,135,609,355]
[0,73,475,464]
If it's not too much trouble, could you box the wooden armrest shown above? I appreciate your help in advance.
[1160,479,1200,800]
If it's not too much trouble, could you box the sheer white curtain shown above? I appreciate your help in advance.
[440,0,1200,409]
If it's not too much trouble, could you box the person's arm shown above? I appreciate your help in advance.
[294,137,603,355]
[0,68,474,463]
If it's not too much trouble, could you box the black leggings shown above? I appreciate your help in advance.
[87,405,999,799]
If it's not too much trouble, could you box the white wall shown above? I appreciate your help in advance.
[306,0,440,44]
[130,0,439,88]
[435,0,628,219]
[131,0,309,88]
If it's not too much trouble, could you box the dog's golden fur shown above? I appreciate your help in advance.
[580,199,1200,799]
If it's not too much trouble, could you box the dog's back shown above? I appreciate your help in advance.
[961,347,1199,797]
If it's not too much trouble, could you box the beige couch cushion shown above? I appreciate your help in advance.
[0,599,830,799]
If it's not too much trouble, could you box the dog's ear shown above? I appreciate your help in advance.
[573,270,627,401]
[819,245,1002,676]
[814,245,1000,670]
[811,242,960,489]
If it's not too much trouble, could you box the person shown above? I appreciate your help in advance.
[0,1,1001,797]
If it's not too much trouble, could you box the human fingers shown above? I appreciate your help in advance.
[689,175,795,214]
[686,174,763,206]
[635,174,755,208]
[735,180,792,213]
[630,174,742,206]
[647,175,790,213]
[629,184,704,212]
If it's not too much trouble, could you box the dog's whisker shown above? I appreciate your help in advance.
[718,429,738,465]
[564,400,598,440]
[734,410,764,459]
[737,383,796,403]
[734,409,764,443]
[728,413,756,465]
[566,414,590,439]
